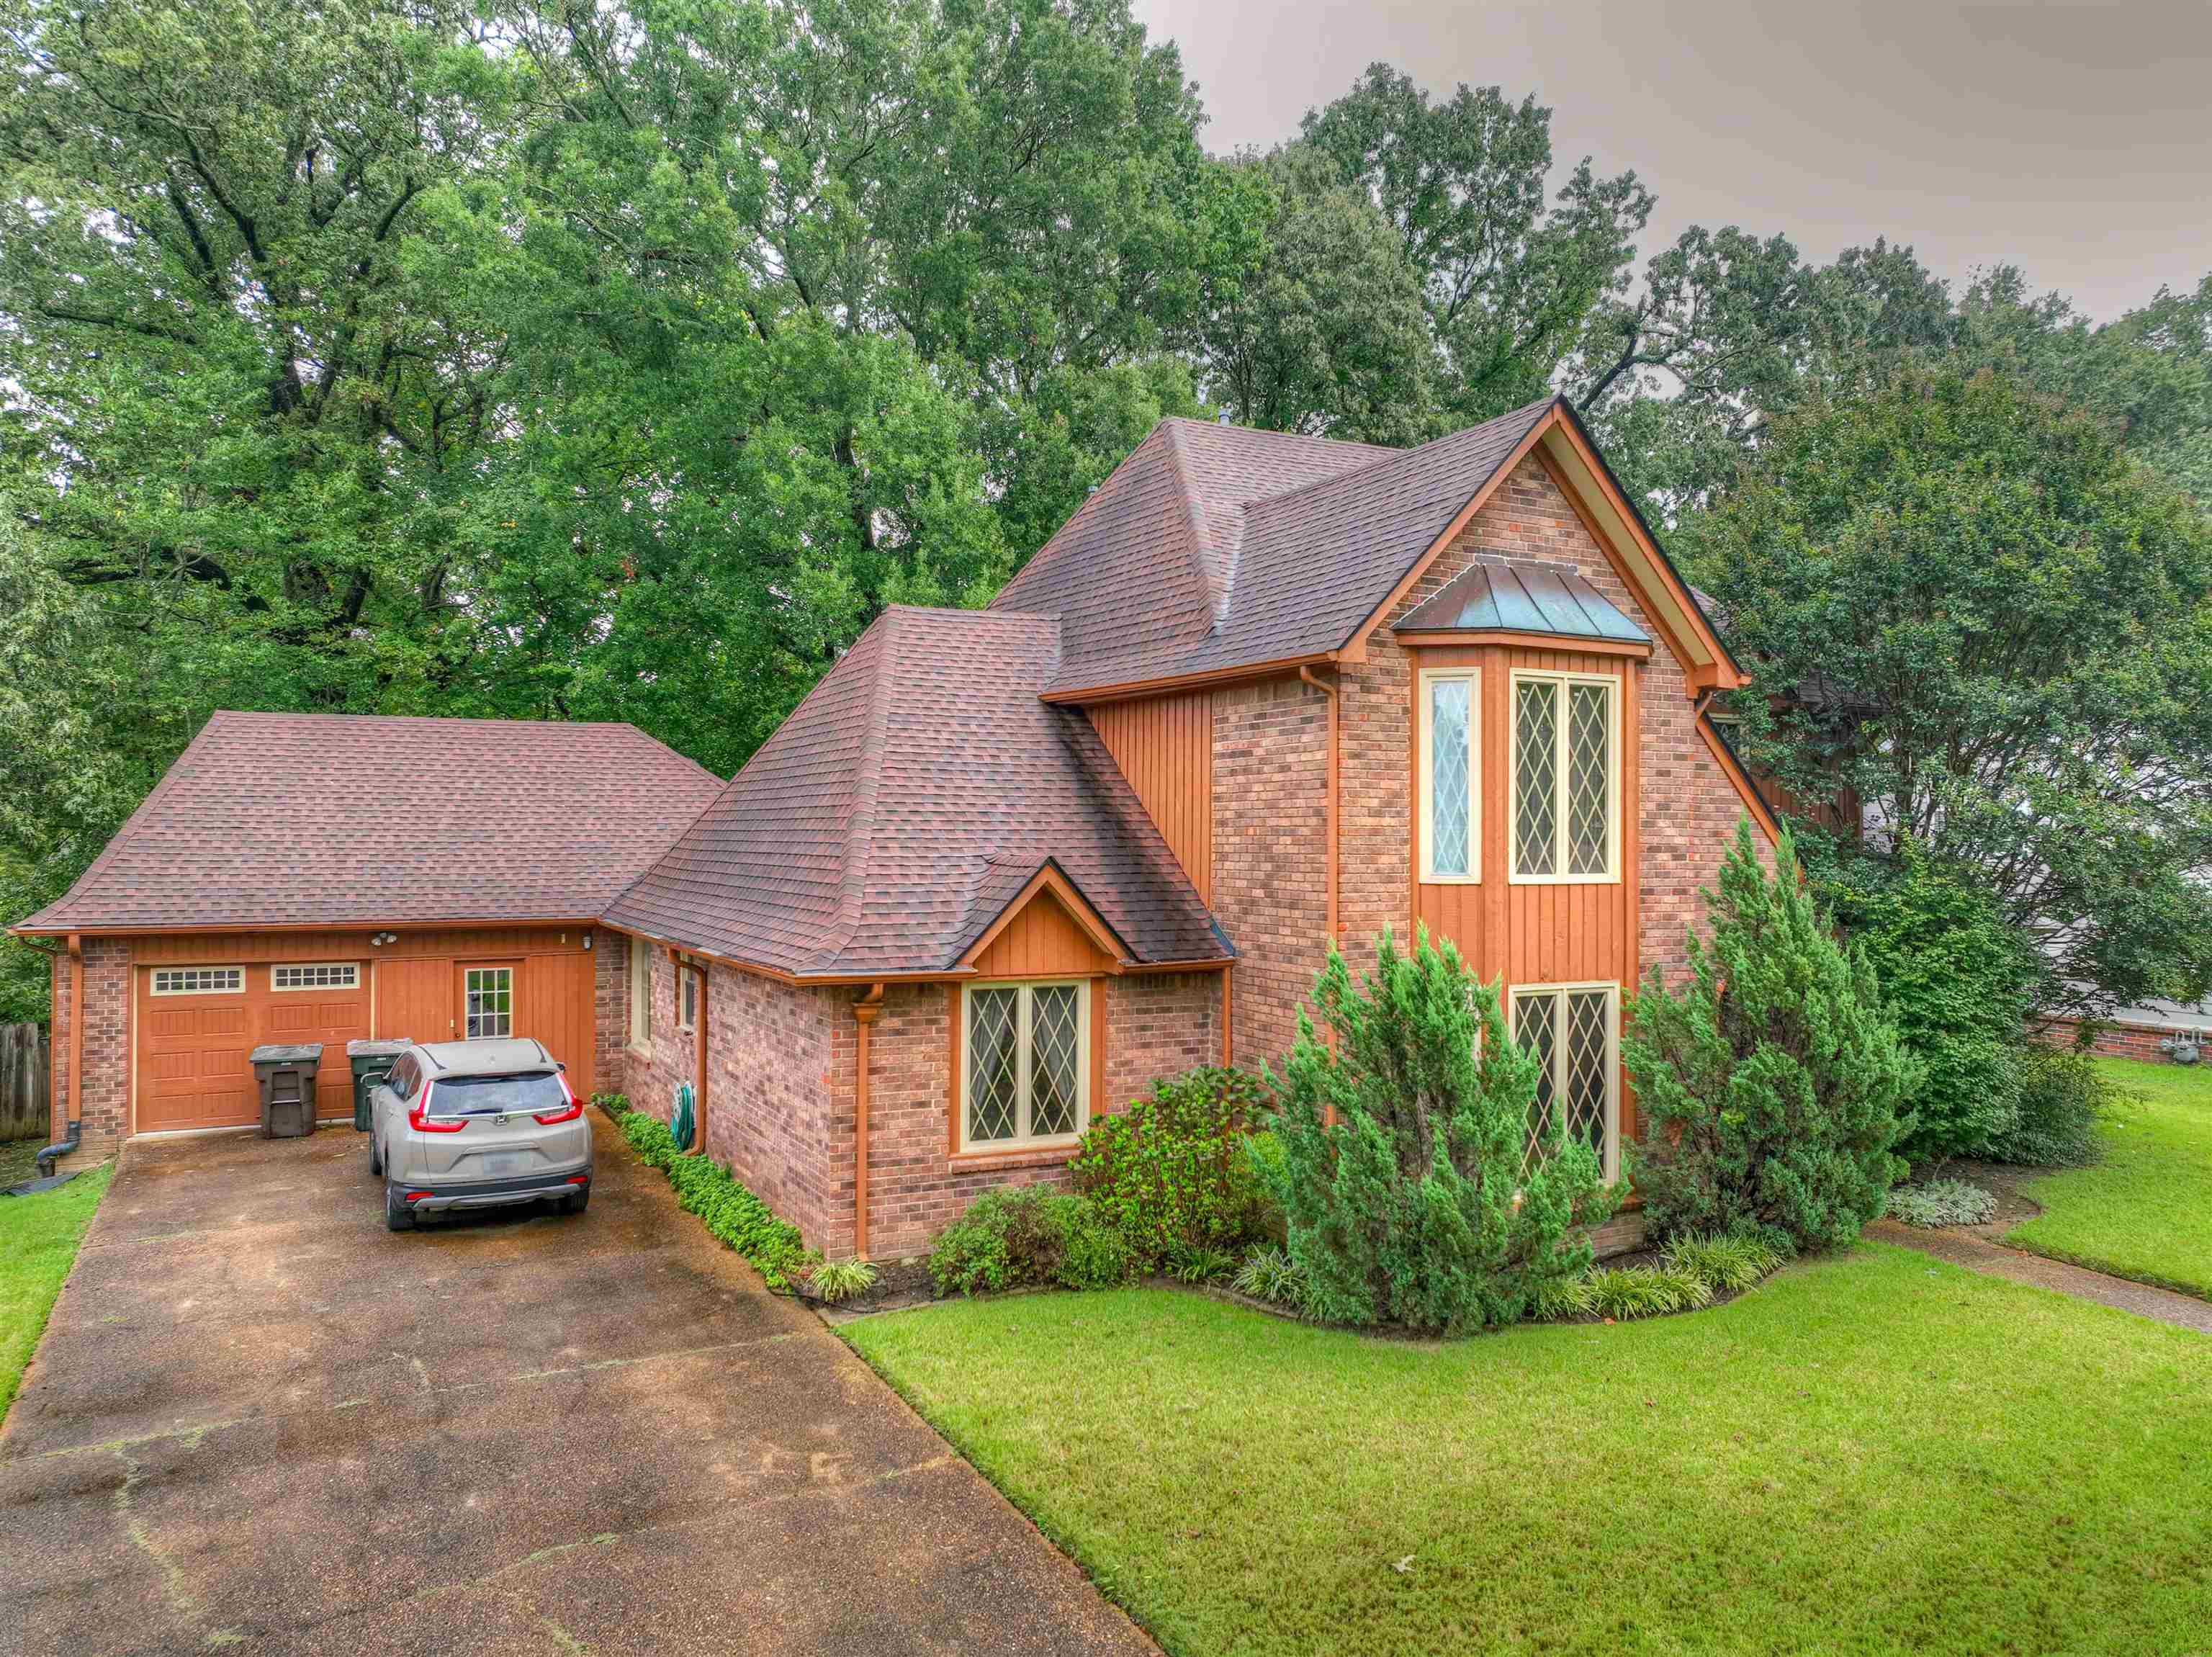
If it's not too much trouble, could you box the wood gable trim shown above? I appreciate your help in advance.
[1535,413,1748,693]
[1698,714,1785,847]
[956,864,1128,976]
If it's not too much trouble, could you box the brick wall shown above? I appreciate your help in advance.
[591,929,628,1097]
[616,940,844,1252]
[837,971,1223,1262]
[51,940,131,1170]
[1211,677,1331,1070]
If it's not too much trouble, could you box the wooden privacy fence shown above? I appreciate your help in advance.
[0,1023,50,1142]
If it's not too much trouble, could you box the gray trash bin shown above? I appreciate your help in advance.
[347,1039,411,1133]
[251,1043,325,1139]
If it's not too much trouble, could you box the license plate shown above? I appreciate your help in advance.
[484,1152,531,1175]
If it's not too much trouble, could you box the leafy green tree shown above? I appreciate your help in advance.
[1687,367,2212,1017]
[1626,823,1915,1252]
[1300,64,1650,422]
[1262,929,1614,1333]
[1824,843,2047,1163]
[1194,145,1437,444]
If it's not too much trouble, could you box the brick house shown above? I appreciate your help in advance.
[14,396,1776,1259]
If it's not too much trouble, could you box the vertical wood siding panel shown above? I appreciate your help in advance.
[1088,693,1213,902]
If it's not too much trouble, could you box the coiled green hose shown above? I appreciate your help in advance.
[671,1082,696,1153]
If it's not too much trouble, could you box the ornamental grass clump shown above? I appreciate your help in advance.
[1625,822,1917,1254]
[1260,928,1617,1334]
[1231,1245,1312,1312]
[1659,1230,1786,1293]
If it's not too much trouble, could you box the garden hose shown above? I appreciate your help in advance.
[671,1082,696,1154]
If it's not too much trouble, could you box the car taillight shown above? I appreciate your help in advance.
[534,1078,583,1126]
[408,1087,466,1133]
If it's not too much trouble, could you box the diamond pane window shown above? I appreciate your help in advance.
[1566,684,1611,876]
[1514,681,1559,876]
[963,982,1090,1149]
[1512,672,1617,880]
[1423,673,1475,879]
[1511,983,1618,1181]
[966,988,1021,1143]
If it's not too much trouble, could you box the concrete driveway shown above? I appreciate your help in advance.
[0,1113,1154,1656]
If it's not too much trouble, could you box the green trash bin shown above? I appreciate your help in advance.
[347,1039,411,1132]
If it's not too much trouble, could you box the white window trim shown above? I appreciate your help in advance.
[1509,668,1622,885]
[150,966,244,997]
[1507,980,1622,1183]
[626,940,652,1052]
[463,966,514,1040]
[269,962,360,992]
[1417,666,1481,884]
[677,961,700,1033]
[958,979,1092,1154]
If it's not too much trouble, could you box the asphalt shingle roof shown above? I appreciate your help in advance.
[992,400,1555,694]
[603,607,1226,976]
[16,711,726,933]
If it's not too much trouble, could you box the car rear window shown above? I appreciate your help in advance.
[425,1072,567,1116]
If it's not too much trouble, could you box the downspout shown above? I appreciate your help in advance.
[852,984,884,1260]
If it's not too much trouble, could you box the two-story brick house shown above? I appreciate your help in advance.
[17,395,1775,1259]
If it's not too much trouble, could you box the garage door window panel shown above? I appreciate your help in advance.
[151,967,243,996]
[271,963,359,992]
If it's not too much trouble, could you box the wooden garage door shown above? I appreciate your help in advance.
[135,961,370,1133]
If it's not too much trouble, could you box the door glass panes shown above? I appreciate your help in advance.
[1566,683,1611,875]
[967,987,1020,1142]
[1428,676,1472,876]
[464,968,513,1039]
[1028,985,1082,1137]
[1514,680,1559,876]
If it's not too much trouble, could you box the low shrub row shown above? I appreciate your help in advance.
[598,1094,814,1291]
[1885,1178,1999,1228]
[1534,1231,1786,1323]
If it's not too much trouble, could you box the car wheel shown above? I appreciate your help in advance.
[368,1135,383,1177]
[384,1182,416,1232]
[564,1189,590,1216]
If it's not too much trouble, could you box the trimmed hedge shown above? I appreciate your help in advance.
[598,1094,814,1290]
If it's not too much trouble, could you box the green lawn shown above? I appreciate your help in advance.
[0,1164,111,1423]
[2005,1057,2212,1298]
[846,1248,2211,1657]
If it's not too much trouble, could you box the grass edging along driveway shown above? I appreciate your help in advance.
[843,1244,2210,1657]
[0,1164,111,1422]
[2005,1058,2212,1300]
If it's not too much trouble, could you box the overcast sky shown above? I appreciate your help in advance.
[1132,0,2211,322]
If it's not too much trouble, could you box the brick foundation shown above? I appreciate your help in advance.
[47,940,130,1172]
[2036,1015,2197,1064]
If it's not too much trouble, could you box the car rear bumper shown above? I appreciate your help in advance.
[395,1169,590,1213]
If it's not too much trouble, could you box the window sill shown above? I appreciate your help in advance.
[948,1141,1082,1172]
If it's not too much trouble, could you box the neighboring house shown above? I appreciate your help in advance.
[14,395,1777,1259]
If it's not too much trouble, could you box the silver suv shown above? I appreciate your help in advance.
[368,1038,593,1231]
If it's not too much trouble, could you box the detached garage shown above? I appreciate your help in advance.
[13,711,725,1164]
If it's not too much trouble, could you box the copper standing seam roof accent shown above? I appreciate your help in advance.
[601,606,1228,977]
[1393,558,1652,645]
[13,711,727,933]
